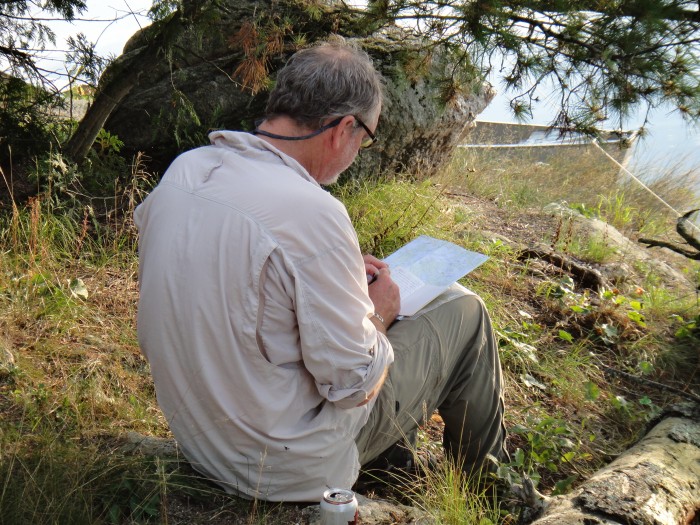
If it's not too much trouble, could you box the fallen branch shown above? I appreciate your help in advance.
[636,238,700,260]
[518,247,609,290]
[639,209,700,260]
[523,404,700,525]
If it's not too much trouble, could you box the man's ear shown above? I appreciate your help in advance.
[329,115,357,150]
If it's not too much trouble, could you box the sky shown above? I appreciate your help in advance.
[48,1,151,54]
[34,0,151,87]
[42,0,700,177]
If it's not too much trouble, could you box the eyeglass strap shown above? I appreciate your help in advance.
[250,128,323,141]
[250,117,343,142]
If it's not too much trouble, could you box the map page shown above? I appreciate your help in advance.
[383,235,488,316]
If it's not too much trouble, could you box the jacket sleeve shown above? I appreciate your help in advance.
[290,211,394,409]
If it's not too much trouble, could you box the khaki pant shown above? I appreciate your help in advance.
[355,292,506,473]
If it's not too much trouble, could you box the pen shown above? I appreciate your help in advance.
[366,272,378,285]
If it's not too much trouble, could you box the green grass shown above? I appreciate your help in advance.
[1,147,698,523]
[335,177,458,256]
[442,147,619,209]
[0,435,267,525]
[0,441,161,525]
[406,460,502,525]
[443,144,700,215]
[551,227,619,263]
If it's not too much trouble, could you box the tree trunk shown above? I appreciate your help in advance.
[529,405,700,525]
[63,12,188,163]
[63,59,143,161]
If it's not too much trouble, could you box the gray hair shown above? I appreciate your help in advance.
[265,37,383,127]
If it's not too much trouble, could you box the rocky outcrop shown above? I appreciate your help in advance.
[102,0,492,178]
[351,30,493,181]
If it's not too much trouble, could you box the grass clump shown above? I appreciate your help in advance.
[336,177,455,256]
[0,441,161,525]
[407,460,502,525]
[0,434,270,525]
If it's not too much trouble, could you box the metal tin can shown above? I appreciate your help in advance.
[320,488,359,525]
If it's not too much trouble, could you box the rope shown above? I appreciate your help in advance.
[593,139,700,236]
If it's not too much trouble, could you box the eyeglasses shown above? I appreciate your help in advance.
[252,115,377,149]
[353,115,377,149]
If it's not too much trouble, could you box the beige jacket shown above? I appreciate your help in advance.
[135,131,393,502]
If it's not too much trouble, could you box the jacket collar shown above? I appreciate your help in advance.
[208,130,319,187]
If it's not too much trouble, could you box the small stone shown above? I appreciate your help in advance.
[0,338,15,376]
[303,493,434,525]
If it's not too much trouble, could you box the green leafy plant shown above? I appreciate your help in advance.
[670,313,699,340]
[598,288,647,329]
[497,326,540,370]
[496,415,590,495]
[93,129,124,156]
[599,369,664,428]
[538,278,648,346]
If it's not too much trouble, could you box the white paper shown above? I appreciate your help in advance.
[388,266,424,296]
[383,235,489,317]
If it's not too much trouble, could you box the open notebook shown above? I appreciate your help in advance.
[383,235,489,317]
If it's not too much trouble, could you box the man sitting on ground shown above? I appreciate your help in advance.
[135,36,506,502]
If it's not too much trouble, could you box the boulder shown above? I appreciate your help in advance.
[102,0,492,178]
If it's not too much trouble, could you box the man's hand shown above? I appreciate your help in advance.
[357,366,389,406]
[363,254,387,283]
[364,255,401,330]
